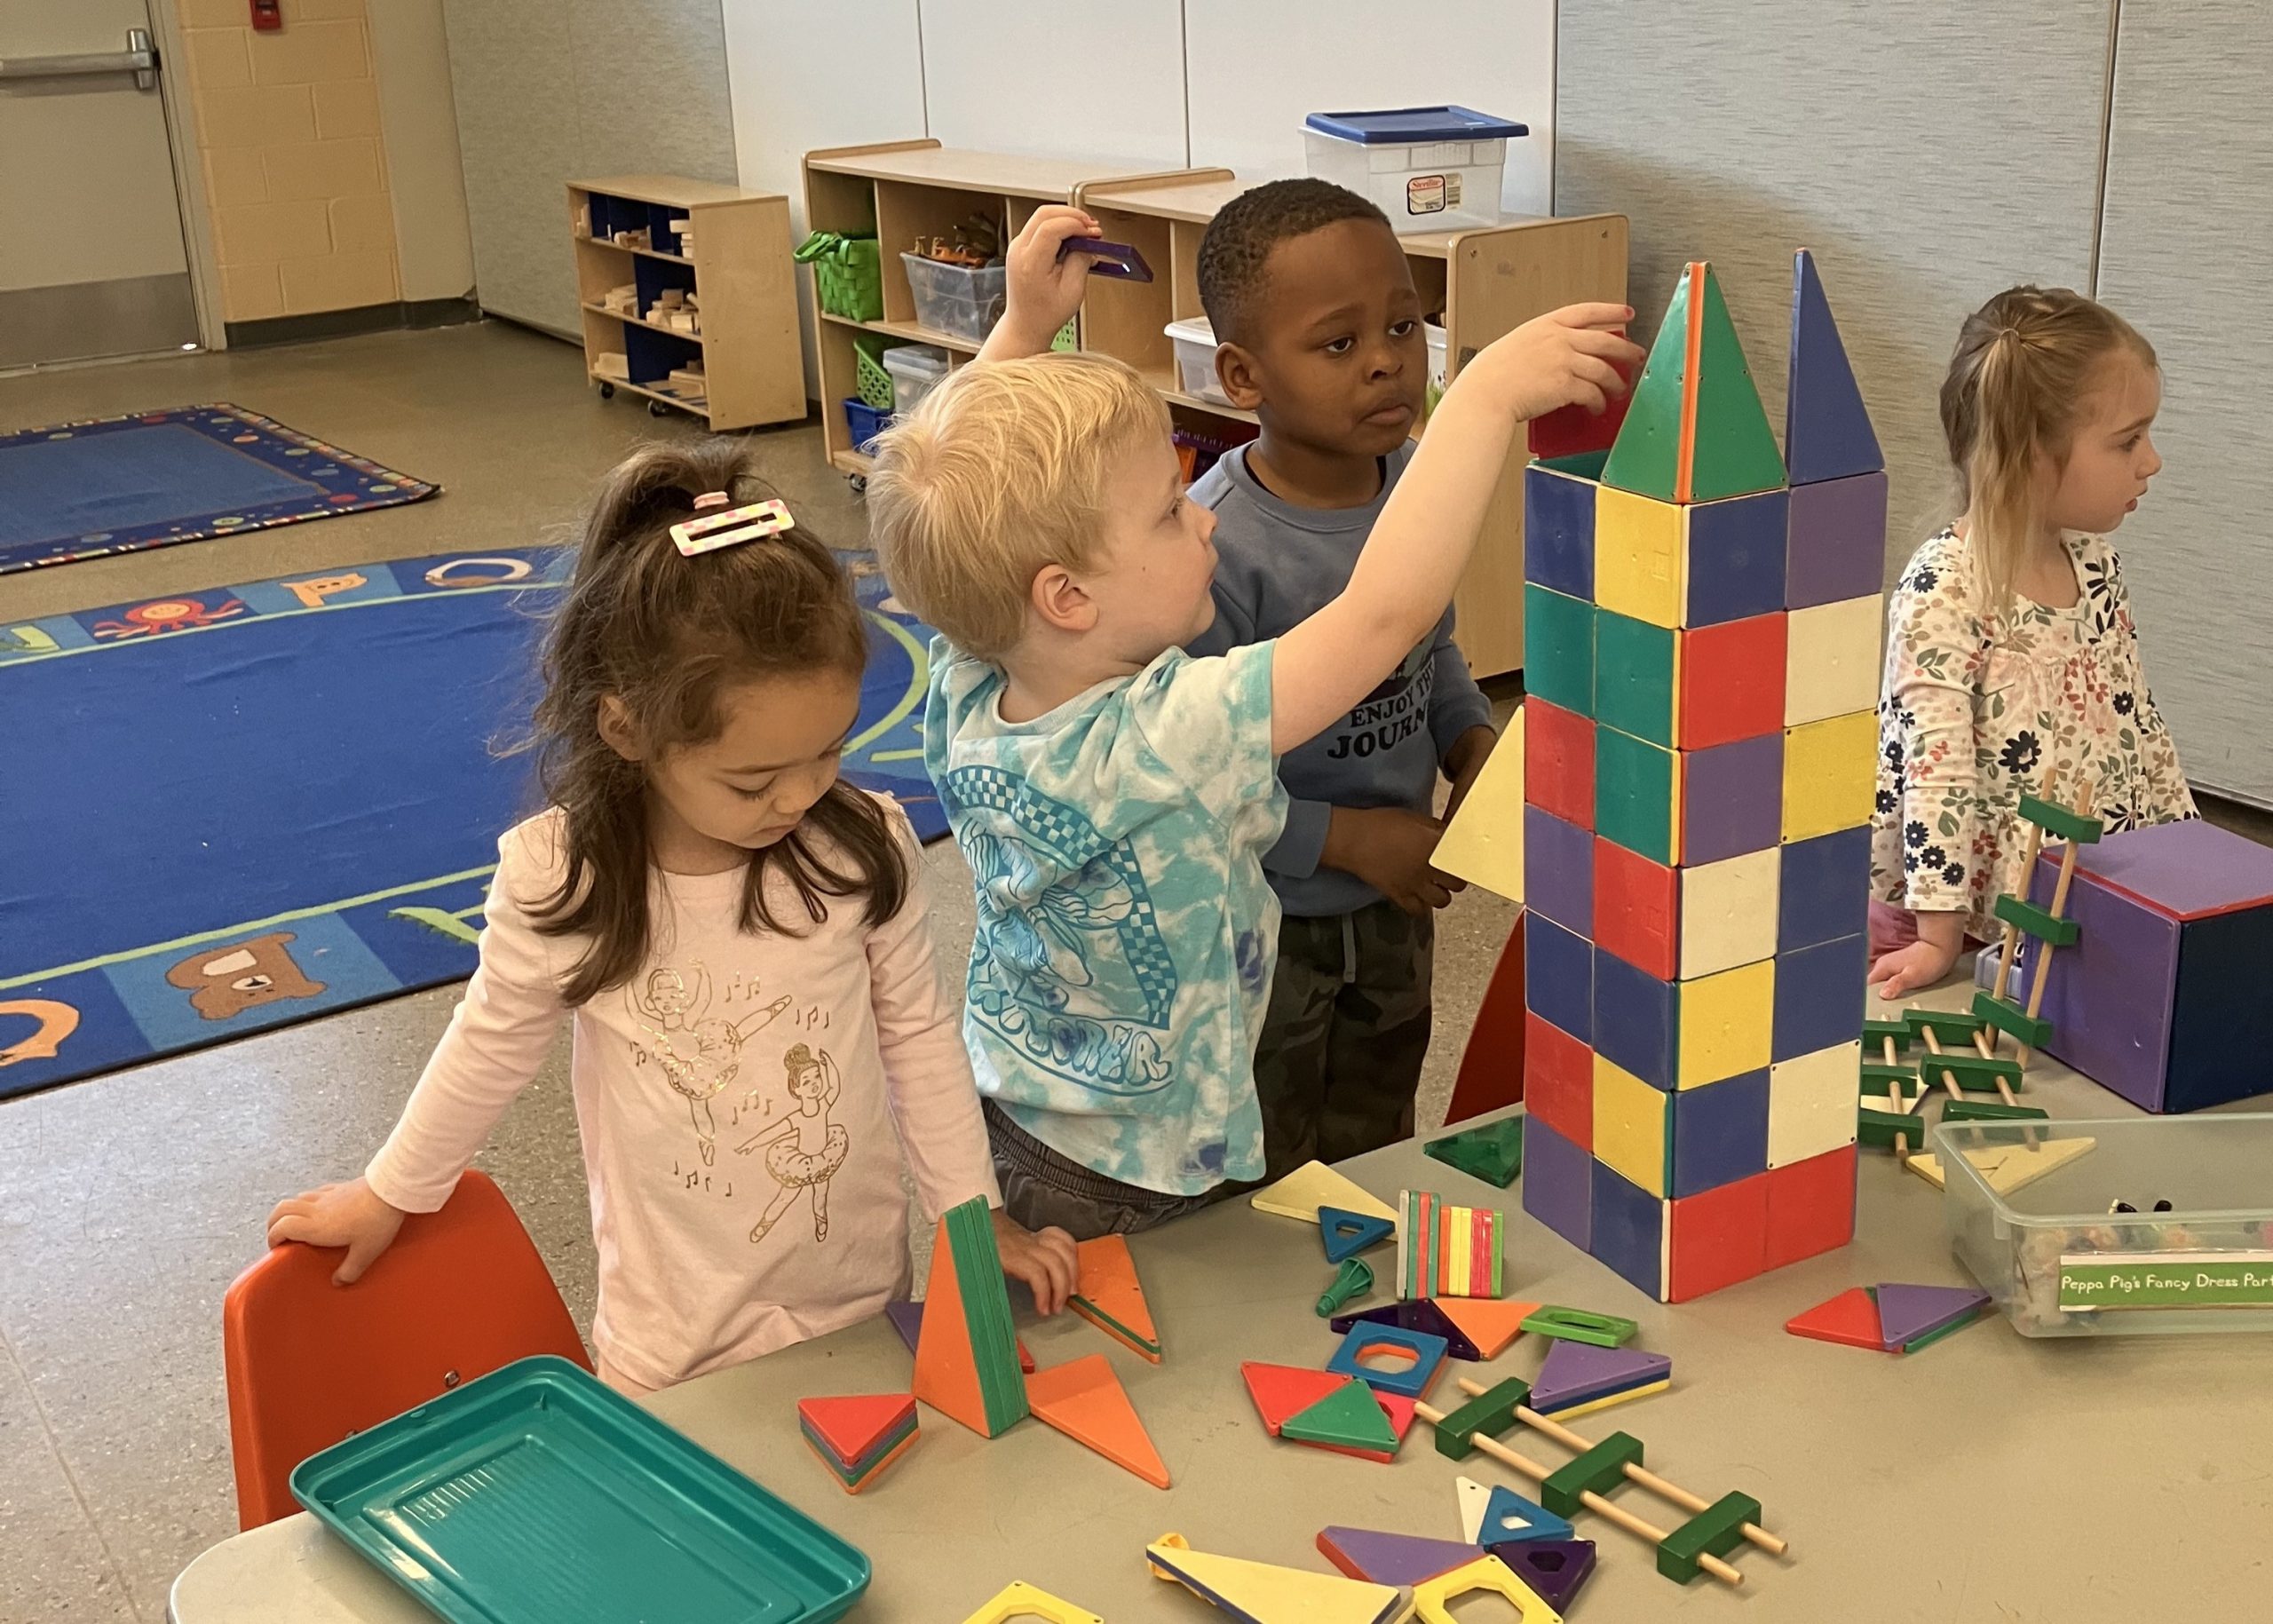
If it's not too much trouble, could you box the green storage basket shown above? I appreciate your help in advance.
[1049,317,1079,353]
[794,231,883,323]
[851,335,899,409]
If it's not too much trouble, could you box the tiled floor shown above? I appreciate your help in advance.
[6,324,2269,1624]
[0,324,1524,1623]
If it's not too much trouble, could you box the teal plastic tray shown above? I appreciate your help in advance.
[291,1355,869,1622]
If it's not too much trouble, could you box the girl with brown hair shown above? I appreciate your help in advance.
[267,440,1073,1394]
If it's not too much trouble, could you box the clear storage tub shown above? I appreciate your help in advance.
[1303,106,1526,234]
[1163,316,1228,405]
[880,344,950,416]
[1939,1114,2273,1337]
[900,254,1006,345]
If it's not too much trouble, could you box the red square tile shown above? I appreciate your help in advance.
[1678,612,1786,750]
[1762,1142,1857,1271]
[1594,837,1678,981]
[1667,1169,1770,1302]
[1525,699,1595,830]
[1523,1010,1595,1151]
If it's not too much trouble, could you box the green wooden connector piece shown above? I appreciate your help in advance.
[1859,1061,1917,1087]
[1918,1050,2024,1090]
[1432,1376,1532,1461]
[1992,892,2081,947]
[1658,1491,1764,1584]
[1541,1430,1645,1517]
[1859,1018,1913,1051]
[1973,990,2054,1049]
[1316,1256,1374,1317]
[1858,1107,1926,1148]
[1903,1009,1988,1043]
[2018,793,2105,844]
[1521,1306,1639,1348]
[1943,1099,2051,1124]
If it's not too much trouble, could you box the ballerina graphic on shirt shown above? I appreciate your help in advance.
[629,961,792,1165]
[735,1042,850,1244]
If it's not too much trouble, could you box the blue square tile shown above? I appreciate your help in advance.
[1594,947,1675,1089]
[1773,933,1869,1061]
[1778,826,1872,953]
[1526,912,1594,1044]
[1523,1116,1593,1250]
[1669,1068,1770,1196]
[1683,488,1788,625]
[1525,804,1595,937]
[1525,462,1596,599]
[1588,1163,1667,1297]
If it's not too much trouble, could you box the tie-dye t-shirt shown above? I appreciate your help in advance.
[926,639,1288,1195]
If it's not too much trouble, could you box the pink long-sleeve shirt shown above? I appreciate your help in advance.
[365,799,1000,1392]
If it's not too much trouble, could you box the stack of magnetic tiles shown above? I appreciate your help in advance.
[1518,250,1886,1301]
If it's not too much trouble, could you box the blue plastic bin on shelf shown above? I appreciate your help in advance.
[1303,105,1528,232]
[843,397,891,456]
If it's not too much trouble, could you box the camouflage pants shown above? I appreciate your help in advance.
[1254,899,1434,1182]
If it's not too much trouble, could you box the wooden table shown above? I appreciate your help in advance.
[170,1037,2272,1621]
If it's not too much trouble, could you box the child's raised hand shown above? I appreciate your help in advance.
[991,1207,1079,1315]
[1455,303,1643,423]
[266,1176,408,1285]
[985,204,1103,360]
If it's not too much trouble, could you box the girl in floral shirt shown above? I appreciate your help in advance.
[1868,287,2194,1000]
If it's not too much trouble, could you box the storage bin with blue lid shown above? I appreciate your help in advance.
[1303,106,1528,233]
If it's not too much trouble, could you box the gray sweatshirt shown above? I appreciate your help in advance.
[1185,441,1494,917]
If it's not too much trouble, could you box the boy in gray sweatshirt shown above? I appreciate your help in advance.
[1185,178,1499,1176]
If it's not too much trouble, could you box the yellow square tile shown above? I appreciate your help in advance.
[1767,1041,1861,1167]
[1678,849,1780,978]
[1782,710,1879,842]
[1785,595,1883,725]
[1675,959,1774,1089]
[1593,1053,1670,1197]
[1594,486,1683,628]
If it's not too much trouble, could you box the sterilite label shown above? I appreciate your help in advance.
[1406,175,1446,215]
[2056,1250,2273,1311]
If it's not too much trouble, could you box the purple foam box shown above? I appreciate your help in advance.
[1525,910,1595,1044]
[2030,819,2273,1112]
[1680,732,1783,865]
[1525,460,1596,600]
[1588,1162,1667,1298]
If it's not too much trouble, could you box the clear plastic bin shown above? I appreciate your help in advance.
[1938,1114,2273,1337]
[1303,106,1526,234]
[880,345,950,416]
[900,254,1006,345]
[1163,317,1228,405]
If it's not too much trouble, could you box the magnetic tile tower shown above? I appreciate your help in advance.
[1517,250,1884,1301]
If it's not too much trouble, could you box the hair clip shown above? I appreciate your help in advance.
[672,498,792,557]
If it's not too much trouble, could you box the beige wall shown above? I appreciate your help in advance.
[175,0,471,323]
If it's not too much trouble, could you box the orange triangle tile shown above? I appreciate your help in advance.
[1026,1353,1170,1489]
[1434,1297,1543,1359]
[912,1213,990,1431]
[1069,1233,1161,1362]
[1785,1286,1888,1351]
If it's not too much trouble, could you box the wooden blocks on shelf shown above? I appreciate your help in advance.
[1518,252,1880,1302]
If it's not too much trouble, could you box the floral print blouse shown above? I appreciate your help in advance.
[1870,527,2195,939]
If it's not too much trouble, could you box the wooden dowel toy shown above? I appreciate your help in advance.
[2016,782,2095,1066]
[1986,766,2063,1034]
[1968,1024,2040,1148]
[1451,1374,1787,1557]
[1910,1009,1966,1103]
[1409,1395,1746,1587]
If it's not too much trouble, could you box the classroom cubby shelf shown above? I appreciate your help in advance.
[803,141,1626,677]
[570,175,804,432]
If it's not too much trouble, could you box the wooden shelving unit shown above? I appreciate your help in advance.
[1076,172,1628,677]
[569,174,804,432]
[798,141,1628,677]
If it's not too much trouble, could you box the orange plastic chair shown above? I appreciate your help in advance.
[223,1168,591,1529]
